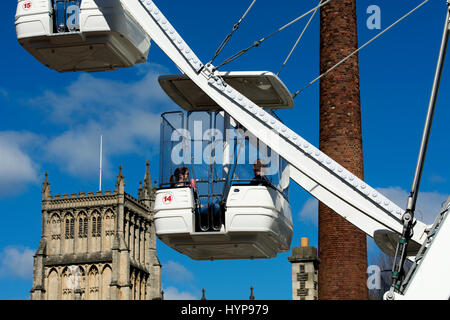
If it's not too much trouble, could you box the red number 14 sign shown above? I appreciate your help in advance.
[162,193,174,205]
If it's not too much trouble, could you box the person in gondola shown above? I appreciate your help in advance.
[172,167,204,231]
[251,159,270,186]
[173,166,197,190]
[172,166,186,187]
[169,174,176,187]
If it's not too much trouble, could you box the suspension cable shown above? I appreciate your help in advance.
[277,0,323,76]
[292,0,431,99]
[208,0,257,66]
[213,0,334,71]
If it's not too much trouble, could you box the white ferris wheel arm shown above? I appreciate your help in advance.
[120,0,430,247]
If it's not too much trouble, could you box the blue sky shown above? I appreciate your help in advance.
[0,0,449,300]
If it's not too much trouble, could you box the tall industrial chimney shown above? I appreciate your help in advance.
[319,0,368,299]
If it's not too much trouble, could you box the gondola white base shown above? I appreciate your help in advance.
[15,0,150,72]
[154,186,293,260]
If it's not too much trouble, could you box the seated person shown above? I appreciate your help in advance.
[250,159,270,186]
[173,166,197,190]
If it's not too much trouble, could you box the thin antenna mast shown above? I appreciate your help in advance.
[99,135,103,191]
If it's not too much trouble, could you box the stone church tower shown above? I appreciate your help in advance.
[289,238,320,300]
[30,162,162,300]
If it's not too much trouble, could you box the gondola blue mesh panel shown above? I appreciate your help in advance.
[54,0,67,33]
[53,0,81,33]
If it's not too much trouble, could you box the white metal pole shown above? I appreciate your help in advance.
[99,135,103,191]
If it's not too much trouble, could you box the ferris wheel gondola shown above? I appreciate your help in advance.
[154,71,295,260]
[154,96,294,260]
[15,0,150,72]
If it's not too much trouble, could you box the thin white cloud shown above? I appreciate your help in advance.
[429,174,446,184]
[0,246,34,280]
[0,131,41,196]
[0,87,8,100]
[298,198,318,225]
[161,261,198,300]
[163,287,198,300]
[31,62,171,124]
[377,186,449,225]
[163,260,195,283]
[298,186,449,226]
[44,110,160,177]
[30,62,172,178]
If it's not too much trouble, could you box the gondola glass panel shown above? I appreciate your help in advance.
[155,111,293,260]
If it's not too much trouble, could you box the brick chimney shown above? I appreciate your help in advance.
[319,0,368,299]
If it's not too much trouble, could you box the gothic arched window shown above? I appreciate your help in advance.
[105,210,115,237]
[92,212,102,237]
[65,219,70,239]
[97,216,102,237]
[65,214,74,239]
[88,266,99,300]
[78,213,88,239]
[83,217,88,237]
[70,218,74,238]
[92,217,97,237]
[79,217,83,237]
